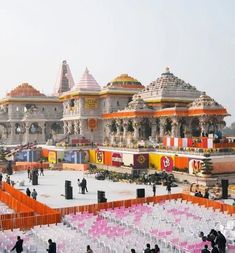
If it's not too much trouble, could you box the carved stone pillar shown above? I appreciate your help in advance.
[25,122,30,144]
[199,117,208,136]
[74,120,79,135]
[171,118,179,137]
[40,123,45,143]
[63,121,68,134]
[105,121,112,137]
[159,118,165,138]
[133,119,141,140]
[67,121,73,134]
[123,120,129,138]
[150,119,157,140]
[79,119,86,137]
[115,120,122,136]
[10,123,15,142]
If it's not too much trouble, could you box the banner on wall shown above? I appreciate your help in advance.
[112,153,122,167]
[48,151,57,164]
[189,159,204,175]
[64,151,76,163]
[96,151,104,164]
[88,119,97,130]
[160,156,173,172]
[85,97,98,109]
[134,154,149,169]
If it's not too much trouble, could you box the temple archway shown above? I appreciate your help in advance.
[164,118,172,136]
[191,118,201,137]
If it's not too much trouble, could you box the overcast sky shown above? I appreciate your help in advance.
[0,0,234,124]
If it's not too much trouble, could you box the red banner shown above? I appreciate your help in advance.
[160,156,173,172]
[112,153,122,167]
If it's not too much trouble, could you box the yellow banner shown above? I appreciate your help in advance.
[85,97,98,109]
[96,151,104,164]
[48,151,57,164]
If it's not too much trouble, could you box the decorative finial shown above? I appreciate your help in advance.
[62,60,67,64]
[165,67,170,73]
[85,67,89,73]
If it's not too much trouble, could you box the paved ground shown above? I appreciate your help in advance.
[4,170,183,208]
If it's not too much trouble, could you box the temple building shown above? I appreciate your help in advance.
[0,61,229,146]
[0,83,62,145]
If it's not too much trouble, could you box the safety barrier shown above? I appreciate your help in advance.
[0,183,61,230]
[55,193,235,216]
[14,162,49,171]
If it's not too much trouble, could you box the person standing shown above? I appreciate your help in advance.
[144,243,151,253]
[83,178,88,192]
[26,188,31,197]
[201,244,210,253]
[77,179,81,194]
[0,172,3,188]
[154,244,160,253]
[27,168,30,178]
[211,245,219,253]
[152,183,156,197]
[47,239,56,253]
[166,183,171,194]
[216,231,226,253]
[11,236,23,253]
[40,167,44,176]
[31,189,38,200]
[86,245,93,253]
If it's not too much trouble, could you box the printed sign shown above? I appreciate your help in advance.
[85,97,98,109]
[133,154,149,169]
[160,156,173,172]
[48,151,57,164]
[96,151,104,164]
[88,119,97,129]
[112,153,122,167]
[189,159,204,175]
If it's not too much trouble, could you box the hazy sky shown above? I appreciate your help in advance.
[0,0,234,124]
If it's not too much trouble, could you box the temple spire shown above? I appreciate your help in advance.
[54,60,75,95]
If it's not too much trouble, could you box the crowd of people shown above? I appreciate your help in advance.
[195,188,210,199]
[131,243,160,253]
[200,229,227,253]
[77,177,88,194]
[10,236,95,253]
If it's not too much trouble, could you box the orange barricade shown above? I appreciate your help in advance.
[0,183,61,230]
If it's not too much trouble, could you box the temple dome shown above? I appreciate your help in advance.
[7,83,45,97]
[106,74,143,88]
[125,95,152,111]
[72,67,100,92]
[189,92,224,109]
[139,67,201,102]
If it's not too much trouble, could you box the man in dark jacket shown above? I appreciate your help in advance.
[47,239,56,253]
[211,245,219,253]
[144,243,151,253]
[216,231,226,253]
[201,244,210,253]
[11,236,23,253]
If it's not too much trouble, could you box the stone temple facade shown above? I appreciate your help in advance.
[0,83,62,145]
[0,61,229,146]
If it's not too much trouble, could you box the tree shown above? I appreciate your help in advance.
[201,154,213,175]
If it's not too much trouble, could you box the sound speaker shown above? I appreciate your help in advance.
[97,191,107,203]
[136,188,145,198]
[65,180,71,188]
[65,180,73,199]
[65,186,73,199]
[32,170,38,185]
[221,179,229,199]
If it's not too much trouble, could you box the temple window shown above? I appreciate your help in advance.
[117,101,120,106]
